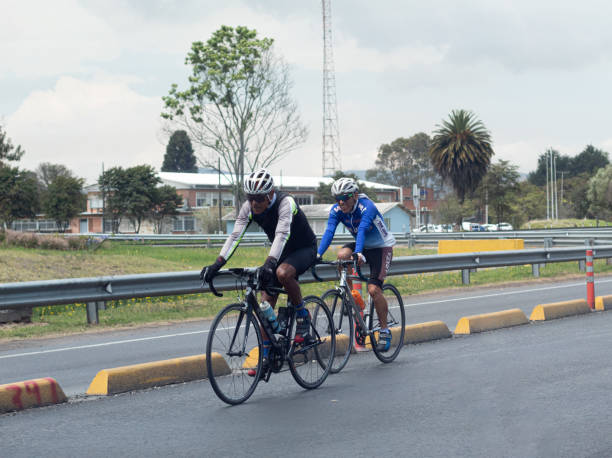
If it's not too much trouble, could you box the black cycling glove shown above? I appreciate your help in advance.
[201,256,226,283]
[258,256,278,286]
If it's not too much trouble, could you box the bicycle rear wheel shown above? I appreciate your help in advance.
[368,283,405,363]
[320,289,353,373]
[206,303,262,405]
[289,295,335,389]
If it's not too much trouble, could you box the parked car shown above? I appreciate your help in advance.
[470,223,486,232]
[497,222,513,231]
[481,223,497,231]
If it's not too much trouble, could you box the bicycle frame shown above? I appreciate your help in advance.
[334,266,371,336]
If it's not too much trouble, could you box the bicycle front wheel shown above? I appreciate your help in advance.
[368,283,405,363]
[320,289,353,373]
[288,295,335,389]
[206,303,263,405]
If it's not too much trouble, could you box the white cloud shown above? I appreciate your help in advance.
[7,75,164,184]
[0,0,121,78]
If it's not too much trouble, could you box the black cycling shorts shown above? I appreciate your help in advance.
[342,242,393,288]
[269,243,317,292]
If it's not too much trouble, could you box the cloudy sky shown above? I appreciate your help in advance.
[2,0,612,184]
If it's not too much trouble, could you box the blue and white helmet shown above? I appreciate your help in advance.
[244,168,274,194]
[331,177,359,196]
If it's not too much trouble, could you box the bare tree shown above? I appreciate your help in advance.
[162,26,308,209]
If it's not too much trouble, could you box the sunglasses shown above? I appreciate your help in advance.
[247,194,267,203]
[334,193,354,202]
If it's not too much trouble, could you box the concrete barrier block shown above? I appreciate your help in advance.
[404,320,452,344]
[86,353,230,395]
[438,239,524,254]
[455,309,529,334]
[530,299,590,321]
[0,377,67,413]
[595,295,612,311]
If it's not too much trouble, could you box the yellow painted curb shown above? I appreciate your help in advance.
[455,309,528,334]
[86,353,230,395]
[0,377,67,413]
[595,295,612,311]
[530,299,590,321]
[404,321,452,344]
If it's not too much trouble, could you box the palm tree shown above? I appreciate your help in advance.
[429,109,494,203]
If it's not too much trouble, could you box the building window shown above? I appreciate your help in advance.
[196,192,208,208]
[294,195,313,206]
[173,216,195,232]
[89,198,104,209]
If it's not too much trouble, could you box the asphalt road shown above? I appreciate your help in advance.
[4,301,612,457]
[2,274,612,398]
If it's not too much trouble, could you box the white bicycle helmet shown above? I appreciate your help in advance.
[244,168,274,194]
[331,177,359,196]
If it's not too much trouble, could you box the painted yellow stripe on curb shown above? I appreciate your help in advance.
[0,377,67,413]
[455,309,528,334]
[529,299,590,321]
[404,321,452,343]
[595,295,612,311]
[86,353,230,395]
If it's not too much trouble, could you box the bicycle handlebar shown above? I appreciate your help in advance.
[310,257,369,283]
[203,268,286,297]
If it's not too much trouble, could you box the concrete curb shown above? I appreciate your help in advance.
[404,320,452,343]
[455,309,529,334]
[595,295,612,311]
[530,299,590,321]
[0,377,67,414]
[86,353,230,395]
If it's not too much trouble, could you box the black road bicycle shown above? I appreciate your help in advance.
[204,268,336,405]
[311,258,405,372]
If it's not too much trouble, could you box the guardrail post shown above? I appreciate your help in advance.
[462,269,470,285]
[532,263,540,277]
[408,234,414,249]
[86,302,99,325]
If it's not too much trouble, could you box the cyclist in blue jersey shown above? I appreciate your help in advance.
[317,177,396,351]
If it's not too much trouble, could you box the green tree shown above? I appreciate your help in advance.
[365,133,439,189]
[477,160,520,224]
[0,125,24,166]
[99,167,127,233]
[0,166,38,228]
[527,149,571,186]
[564,173,591,218]
[99,166,162,233]
[43,175,85,232]
[570,145,609,176]
[161,130,198,173]
[514,181,546,225]
[162,25,307,209]
[124,166,161,233]
[429,109,494,226]
[149,185,183,234]
[314,171,378,204]
[35,163,75,189]
[587,164,612,221]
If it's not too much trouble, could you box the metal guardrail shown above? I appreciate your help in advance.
[76,228,612,248]
[2,245,612,312]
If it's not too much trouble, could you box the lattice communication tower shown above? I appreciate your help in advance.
[322,0,341,176]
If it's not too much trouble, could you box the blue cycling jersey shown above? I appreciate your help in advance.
[317,195,396,255]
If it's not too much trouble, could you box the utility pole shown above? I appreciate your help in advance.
[322,0,341,176]
[545,150,550,220]
[218,158,222,234]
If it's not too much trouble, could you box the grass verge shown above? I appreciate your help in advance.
[1,243,611,340]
